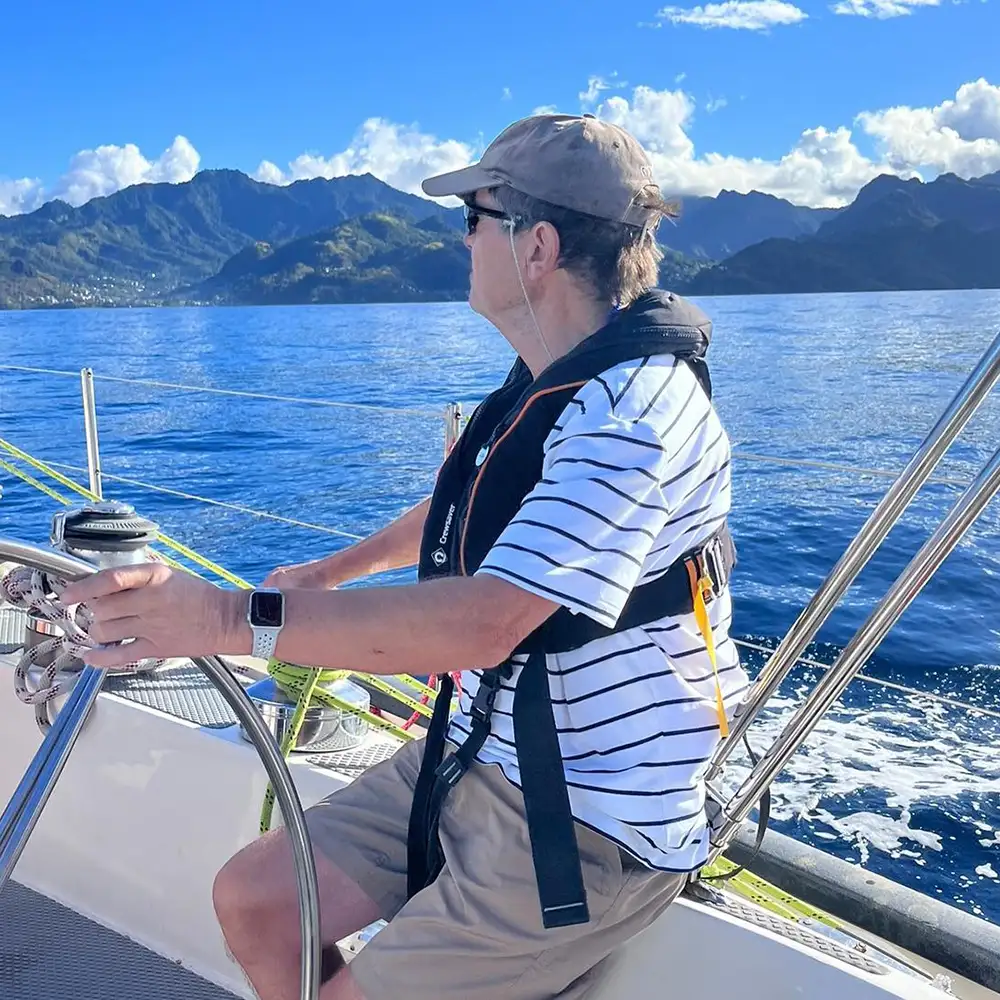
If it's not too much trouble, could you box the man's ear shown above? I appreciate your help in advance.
[526,220,560,280]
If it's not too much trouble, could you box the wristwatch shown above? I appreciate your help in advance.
[247,588,285,660]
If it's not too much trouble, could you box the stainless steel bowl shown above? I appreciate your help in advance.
[241,675,371,753]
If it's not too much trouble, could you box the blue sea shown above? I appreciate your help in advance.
[1,289,999,922]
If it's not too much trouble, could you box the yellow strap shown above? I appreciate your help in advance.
[686,561,729,738]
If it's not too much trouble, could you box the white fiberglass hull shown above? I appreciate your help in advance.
[0,640,967,1000]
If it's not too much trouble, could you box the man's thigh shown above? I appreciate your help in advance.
[304,736,425,922]
[347,756,686,1000]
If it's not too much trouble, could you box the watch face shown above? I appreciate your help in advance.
[250,590,284,628]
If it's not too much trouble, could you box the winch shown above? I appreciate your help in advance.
[24,500,165,675]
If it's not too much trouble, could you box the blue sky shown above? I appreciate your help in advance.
[1,0,997,213]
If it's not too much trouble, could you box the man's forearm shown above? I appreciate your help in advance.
[222,574,556,676]
[320,496,430,585]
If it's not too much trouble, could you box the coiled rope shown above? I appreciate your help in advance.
[0,564,165,731]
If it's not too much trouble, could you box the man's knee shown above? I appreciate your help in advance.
[211,826,385,950]
[213,831,297,937]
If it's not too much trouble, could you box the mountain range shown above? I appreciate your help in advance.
[686,170,1000,295]
[1,165,998,309]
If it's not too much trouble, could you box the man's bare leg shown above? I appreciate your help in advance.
[213,827,383,1000]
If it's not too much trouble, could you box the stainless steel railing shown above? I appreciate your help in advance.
[705,329,1000,858]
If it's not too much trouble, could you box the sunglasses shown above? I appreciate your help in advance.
[463,200,511,236]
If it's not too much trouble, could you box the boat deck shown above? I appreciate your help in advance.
[1,879,238,999]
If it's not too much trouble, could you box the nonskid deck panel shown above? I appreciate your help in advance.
[0,879,239,1000]
[0,606,400,772]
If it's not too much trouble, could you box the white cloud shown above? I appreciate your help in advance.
[247,76,1000,211]
[655,0,808,30]
[4,77,1000,220]
[52,136,199,206]
[857,77,1000,176]
[583,77,1000,207]
[705,96,728,113]
[579,76,612,106]
[0,177,44,216]
[832,0,938,16]
[501,87,512,101]
[253,117,477,199]
[0,137,200,216]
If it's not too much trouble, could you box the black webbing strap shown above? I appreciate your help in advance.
[405,673,453,899]
[512,650,590,928]
[406,665,511,900]
[526,523,735,653]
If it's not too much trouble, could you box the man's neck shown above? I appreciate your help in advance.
[510,290,612,378]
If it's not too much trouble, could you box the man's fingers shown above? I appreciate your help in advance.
[89,615,143,646]
[85,587,156,625]
[61,563,164,605]
[83,637,158,669]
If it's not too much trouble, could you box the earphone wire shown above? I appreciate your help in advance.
[507,218,554,364]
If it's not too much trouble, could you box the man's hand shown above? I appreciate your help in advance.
[60,564,246,669]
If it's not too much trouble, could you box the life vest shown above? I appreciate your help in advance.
[407,289,737,929]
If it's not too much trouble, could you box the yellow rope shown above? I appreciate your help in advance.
[0,437,441,833]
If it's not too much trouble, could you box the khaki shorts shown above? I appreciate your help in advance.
[305,737,686,1000]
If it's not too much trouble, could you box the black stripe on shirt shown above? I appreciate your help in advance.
[549,430,666,455]
[556,641,658,676]
[566,754,713,775]
[561,726,720,762]
[551,666,695,706]
[633,826,704,857]
[548,455,660,486]
[535,475,669,515]
[595,376,616,409]
[556,698,722,735]
[517,495,660,540]
[660,430,726,490]
[658,378,700,442]
[612,356,649,409]
[621,807,705,827]
[635,360,680,423]
[565,778,698,797]
[503,518,644,569]
[487,541,632,595]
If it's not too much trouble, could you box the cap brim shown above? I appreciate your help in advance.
[421,163,502,198]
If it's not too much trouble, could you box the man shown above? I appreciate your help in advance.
[63,113,748,1000]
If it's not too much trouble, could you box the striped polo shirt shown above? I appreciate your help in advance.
[447,353,748,873]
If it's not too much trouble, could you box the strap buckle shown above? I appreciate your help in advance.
[694,533,728,602]
[435,752,468,787]
[470,675,502,724]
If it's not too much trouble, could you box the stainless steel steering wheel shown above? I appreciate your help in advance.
[0,537,321,1000]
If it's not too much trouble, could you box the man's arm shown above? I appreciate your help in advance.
[225,574,558,675]
[63,566,559,675]
[263,496,431,588]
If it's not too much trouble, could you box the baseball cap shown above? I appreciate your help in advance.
[421,114,662,227]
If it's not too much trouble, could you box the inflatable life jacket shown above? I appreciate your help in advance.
[407,289,737,929]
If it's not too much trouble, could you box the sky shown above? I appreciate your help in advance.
[0,0,997,215]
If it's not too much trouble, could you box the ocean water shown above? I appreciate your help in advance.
[1,289,999,922]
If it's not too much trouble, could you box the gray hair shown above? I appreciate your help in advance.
[490,185,678,309]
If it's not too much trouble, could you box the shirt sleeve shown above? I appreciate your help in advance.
[474,392,672,628]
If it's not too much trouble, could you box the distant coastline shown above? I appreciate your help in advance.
[2,167,999,310]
